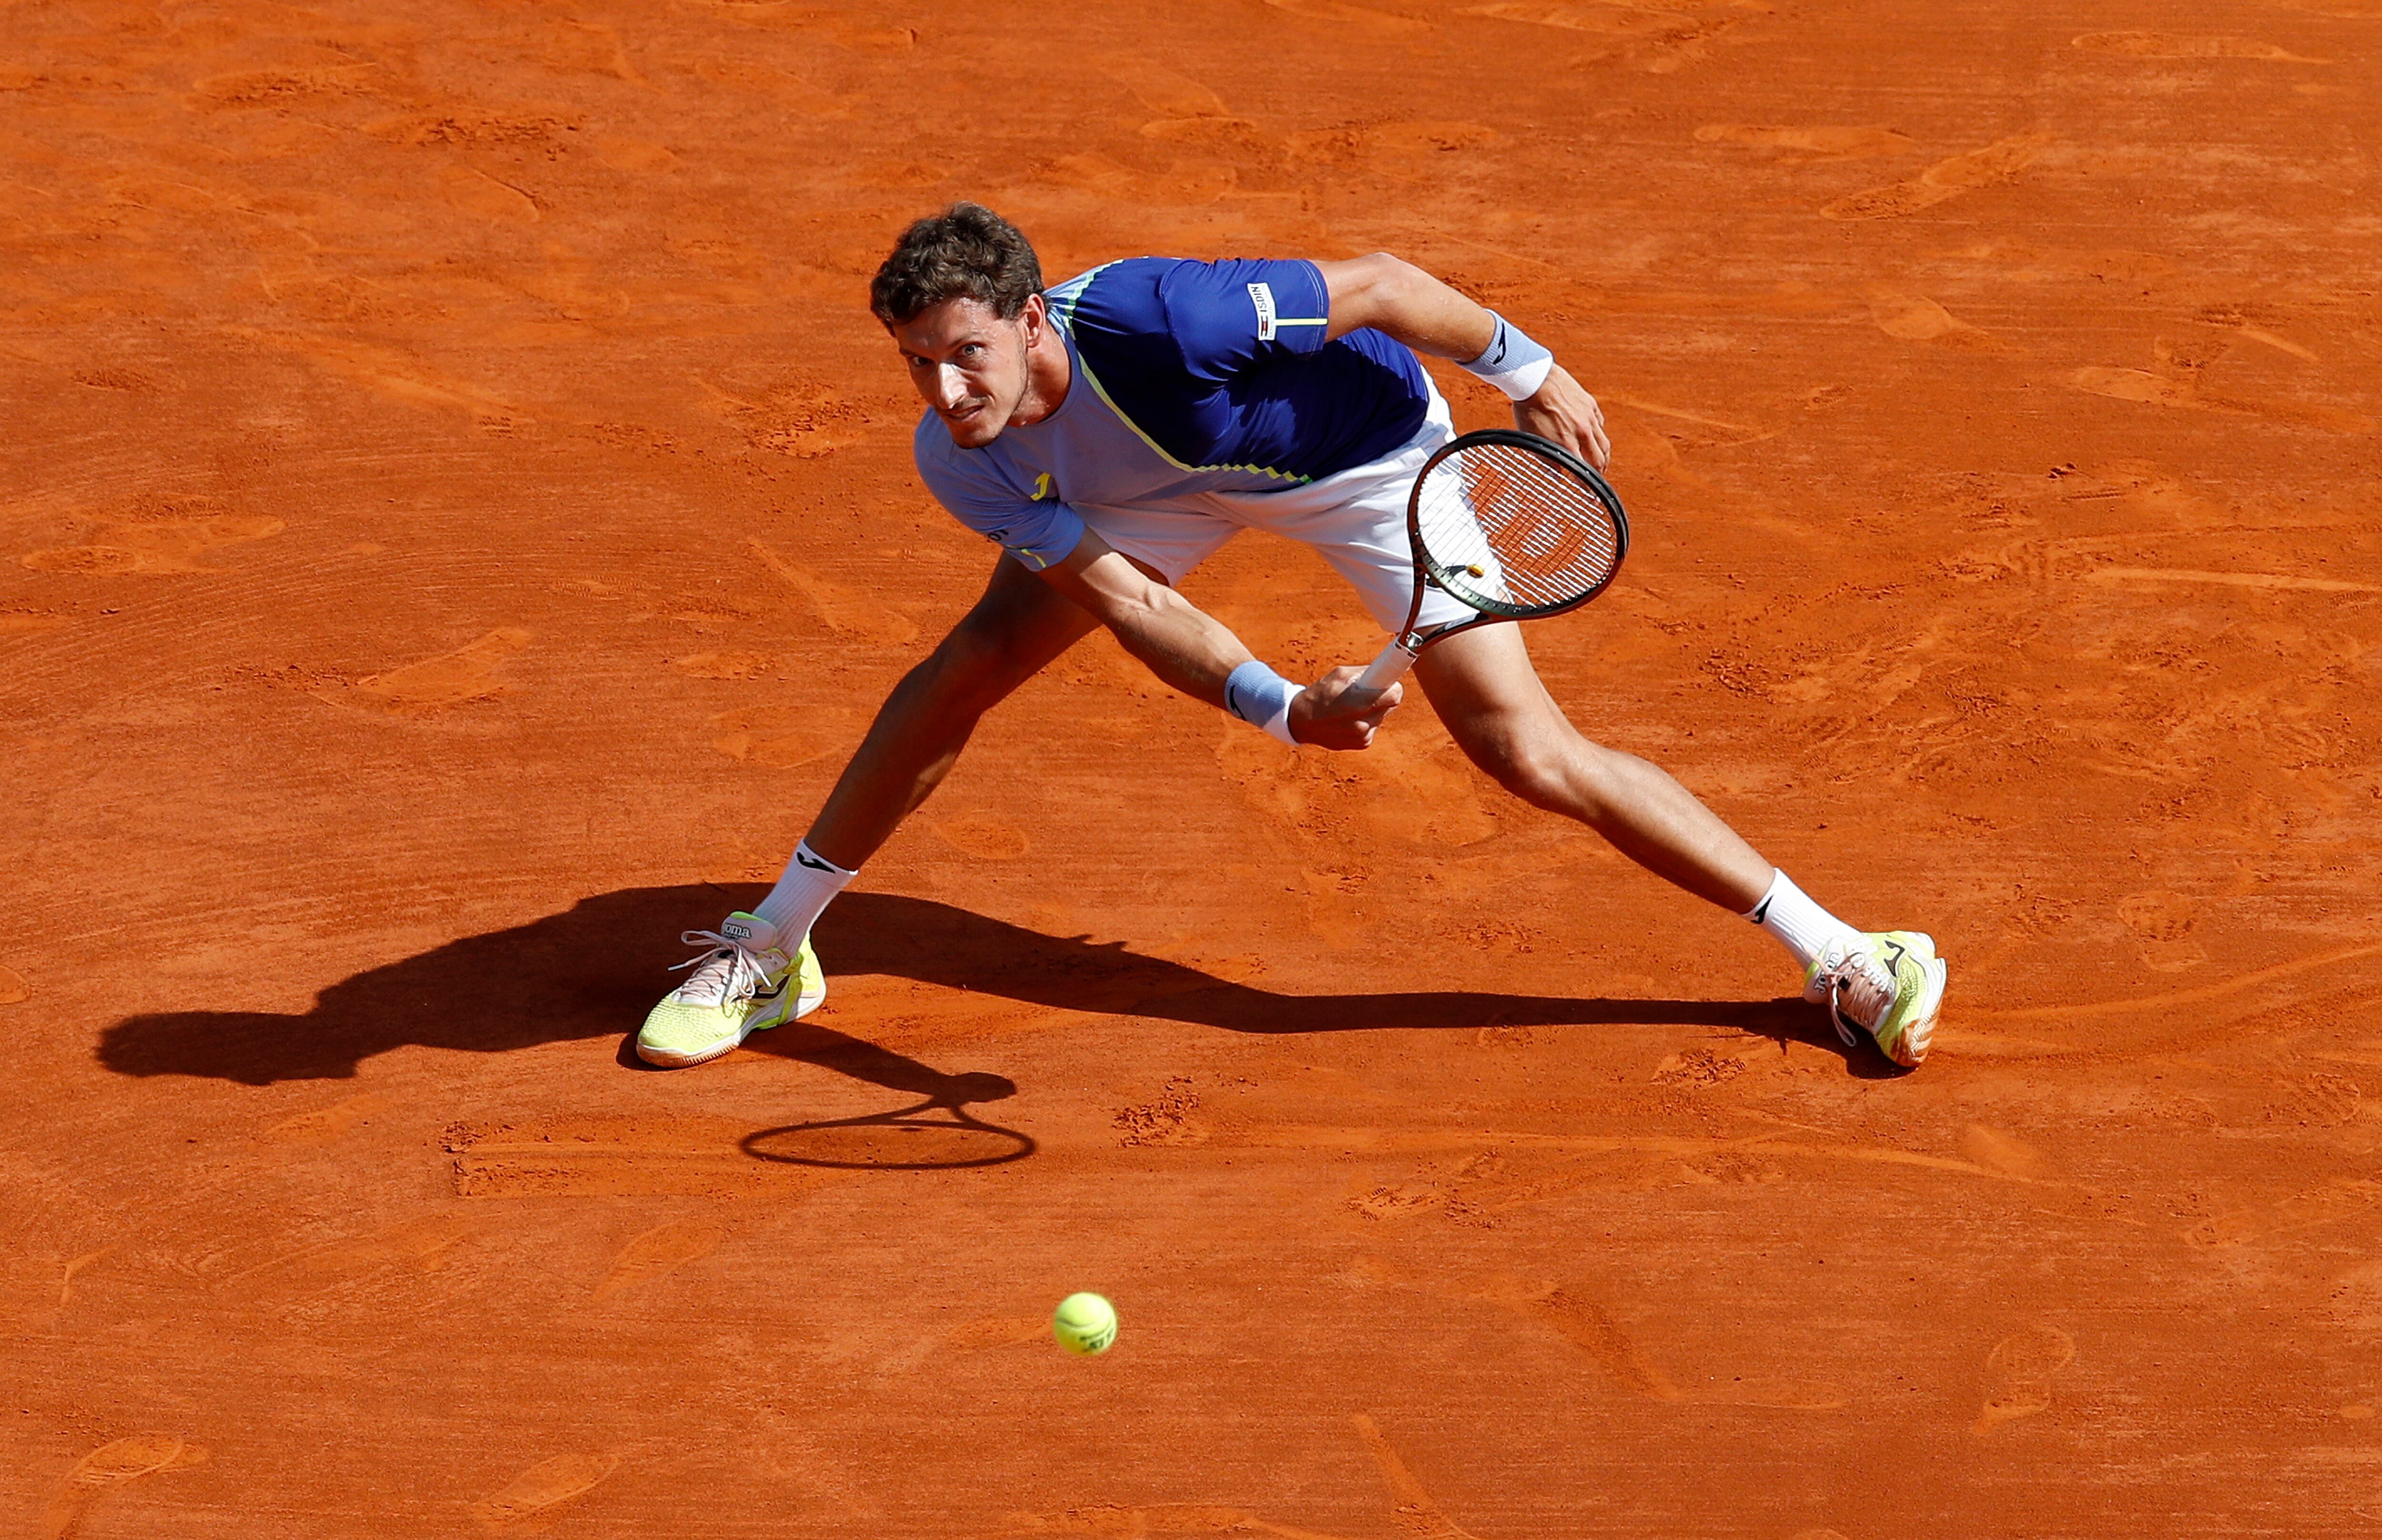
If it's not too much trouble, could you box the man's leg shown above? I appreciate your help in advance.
[1412,622,1771,911]
[637,555,1096,1068]
[1411,621,1946,1064]
[804,553,1100,871]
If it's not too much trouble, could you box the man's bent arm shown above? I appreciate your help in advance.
[1315,252,1502,359]
[1036,533,1397,751]
[1314,253,1610,469]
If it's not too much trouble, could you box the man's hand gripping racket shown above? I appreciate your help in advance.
[1343,428,1629,706]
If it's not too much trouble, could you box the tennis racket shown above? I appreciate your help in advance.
[1353,428,1629,694]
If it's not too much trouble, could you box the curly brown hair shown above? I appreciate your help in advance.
[869,203,1046,327]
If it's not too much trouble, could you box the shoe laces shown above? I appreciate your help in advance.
[1824,946,1897,1047]
[669,928,780,1008]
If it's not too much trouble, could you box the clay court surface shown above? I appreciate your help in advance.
[7,0,2382,1533]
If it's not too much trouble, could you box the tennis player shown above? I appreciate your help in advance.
[637,204,1946,1070]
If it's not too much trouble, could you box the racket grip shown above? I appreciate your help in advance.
[1354,639,1418,694]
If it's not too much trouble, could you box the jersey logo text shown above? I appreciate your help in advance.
[1248,282,1277,342]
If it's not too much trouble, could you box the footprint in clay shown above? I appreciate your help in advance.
[1974,1323,2076,1434]
[40,1434,208,1540]
[323,628,533,715]
[593,1218,725,1300]
[469,1451,620,1531]
[1823,132,2055,221]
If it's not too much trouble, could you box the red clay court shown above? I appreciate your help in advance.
[5,0,2380,1534]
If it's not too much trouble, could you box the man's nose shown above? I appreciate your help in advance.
[928,362,969,409]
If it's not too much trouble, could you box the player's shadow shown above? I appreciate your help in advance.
[96,883,1882,1096]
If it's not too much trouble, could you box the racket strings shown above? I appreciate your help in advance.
[1415,443,1621,613]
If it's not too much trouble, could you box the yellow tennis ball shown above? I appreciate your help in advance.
[1052,1292,1117,1356]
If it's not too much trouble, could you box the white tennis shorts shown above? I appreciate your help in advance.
[1068,378,1473,633]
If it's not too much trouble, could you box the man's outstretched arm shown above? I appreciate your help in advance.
[1036,532,1397,751]
[1315,253,1611,470]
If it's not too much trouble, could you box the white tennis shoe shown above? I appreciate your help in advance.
[636,912,826,1068]
[1802,930,1946,1068]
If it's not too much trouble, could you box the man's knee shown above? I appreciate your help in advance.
[913,626,1019,717]
[919,598,1075,715]
[1460,713,1585,810]
[1460,711,1646,821]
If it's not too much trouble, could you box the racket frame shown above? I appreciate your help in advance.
[1354,428,1629,693]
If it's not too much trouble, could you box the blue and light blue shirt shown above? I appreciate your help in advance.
[912,257,1431,570]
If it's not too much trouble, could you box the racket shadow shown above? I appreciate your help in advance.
[720,1023,1034,1171]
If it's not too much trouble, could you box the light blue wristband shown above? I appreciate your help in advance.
[1462,311,1555,400]
[1223,660,1300,746]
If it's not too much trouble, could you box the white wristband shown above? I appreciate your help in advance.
[1223,660,1301,745]
[1462,311,1555,401]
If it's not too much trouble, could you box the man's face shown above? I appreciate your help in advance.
[892,295,1042,449]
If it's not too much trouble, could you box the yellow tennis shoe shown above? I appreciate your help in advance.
[1802,930,1946,1068]
[636,911,826,1068]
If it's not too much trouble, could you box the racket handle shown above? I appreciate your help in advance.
[1354,639,1418,694]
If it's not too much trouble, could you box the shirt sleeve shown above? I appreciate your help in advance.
[1153,257,1333,386]
[912,421,1087,572]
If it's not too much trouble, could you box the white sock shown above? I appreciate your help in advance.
[751,838,855,942]
[1746,869,1859,971]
